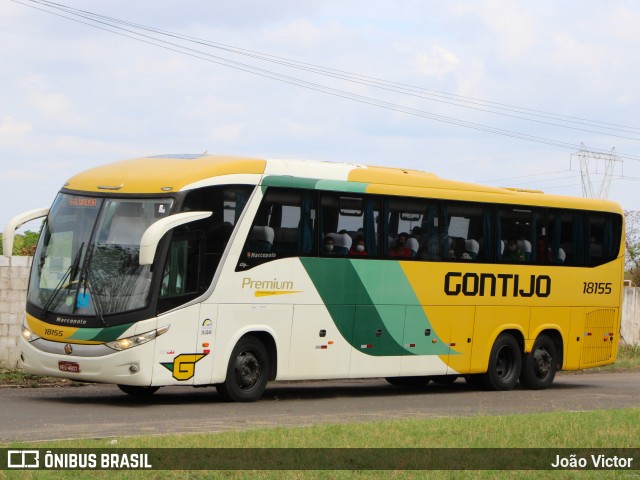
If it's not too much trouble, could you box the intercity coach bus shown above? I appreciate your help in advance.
[4,154,624,401]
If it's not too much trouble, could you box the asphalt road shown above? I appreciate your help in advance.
[1,371,639,443]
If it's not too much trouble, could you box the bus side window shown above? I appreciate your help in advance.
[385,197,438,260]
[497,206,535,263]
[180,184,254,285]
[160,232,203,298]
[320,193,380,258]
[442,202,492,262]
[239,188,316,269]
[548,209,586,266]
[588,212,622,266]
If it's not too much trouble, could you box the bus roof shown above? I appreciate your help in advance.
[63,154,623,214]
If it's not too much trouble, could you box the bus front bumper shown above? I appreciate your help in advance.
[19,336,156,387]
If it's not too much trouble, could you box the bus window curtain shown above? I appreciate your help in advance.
[573,215,585,265]
[234,189,249,223]
[604,217,614,258]
[297,192,314,254]
[483,208,493,262]
[495,209,503,261]
[427,204,439,259]
[529,214,537,262]
[442,204,451,257]
[552,215,562,263]
[364,198,377,256]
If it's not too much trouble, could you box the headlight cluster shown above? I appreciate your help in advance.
[105,325,170,351]
[22,327,40,342]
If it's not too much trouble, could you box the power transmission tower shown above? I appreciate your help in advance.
[570,143,622,199]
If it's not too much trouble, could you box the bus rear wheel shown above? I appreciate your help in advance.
[216,335,269,402]
[117,385,160,397]
[484,333,522,391]
[520,334,558,390]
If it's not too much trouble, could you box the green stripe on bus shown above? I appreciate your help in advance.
[300,258,450,356]
[262,176,319,189]
[68,323,134,342]
[315,179,368,193]
[261,176,369,193]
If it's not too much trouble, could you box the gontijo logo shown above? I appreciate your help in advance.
[241,277,302,297]
[444,272,551,298]
[160,353,207,381]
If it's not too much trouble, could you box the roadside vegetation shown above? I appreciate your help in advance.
[0,230,39,256]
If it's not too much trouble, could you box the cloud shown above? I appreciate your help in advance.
[412,45,460,79]
[455,0,537,59]
[209,123,244,142]
[0,115,32,144]
[16,75,89,133]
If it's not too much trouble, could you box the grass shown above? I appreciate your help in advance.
[0,368,78,387]
[2,409,639,479]
[1,345,639,478]
[597,344,640,371]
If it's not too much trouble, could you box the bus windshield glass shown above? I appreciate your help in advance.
[28,193,174,318]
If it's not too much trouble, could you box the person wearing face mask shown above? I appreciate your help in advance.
[349,235,368,256]
[322,235,335,255]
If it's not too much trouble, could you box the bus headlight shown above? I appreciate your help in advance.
[22,327,40,343]
[105,325,170,351]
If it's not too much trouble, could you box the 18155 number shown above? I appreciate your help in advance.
[583,282,612,295]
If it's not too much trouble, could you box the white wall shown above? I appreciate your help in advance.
[621,287,640,345]
[0,256,32,368]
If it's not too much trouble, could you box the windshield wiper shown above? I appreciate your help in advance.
[40,242,84,318]
[75,243,108,326]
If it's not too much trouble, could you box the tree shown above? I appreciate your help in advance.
[0,230,40,256]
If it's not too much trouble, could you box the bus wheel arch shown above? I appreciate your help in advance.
[484,331,523,391]
[216,332,275,402]
[520,331,561,390]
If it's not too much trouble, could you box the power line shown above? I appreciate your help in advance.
[28,0,640,137]
[12,0,640,162]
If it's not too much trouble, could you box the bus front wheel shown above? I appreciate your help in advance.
[519,334,558,390]
[484,333,522,391]
[217,335,269,402]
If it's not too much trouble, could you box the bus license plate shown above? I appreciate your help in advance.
[58,361,80,373]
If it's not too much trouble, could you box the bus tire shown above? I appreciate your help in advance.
[117,385,160,397]
[519,334,558,390]
[216,335,269,402]
[485,333,522,391]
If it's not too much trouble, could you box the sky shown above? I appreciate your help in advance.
[2,0,640,232]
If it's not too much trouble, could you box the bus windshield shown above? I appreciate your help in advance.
[28,193,174,319]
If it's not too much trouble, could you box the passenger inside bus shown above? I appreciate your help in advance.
[329,232,352,256]
[389,232,414,257]
[246,226,274,253]
[349,235,368,256]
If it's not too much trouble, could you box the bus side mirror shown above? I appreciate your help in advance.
[139,211,212,266]
[3,207,50,258]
